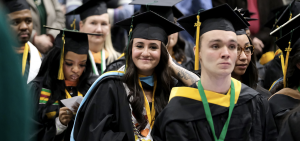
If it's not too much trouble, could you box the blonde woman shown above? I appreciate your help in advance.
[66,0,120,75]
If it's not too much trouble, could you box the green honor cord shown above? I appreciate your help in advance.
[100,50,106,74]
[297,86,300,93]
[197,80,235,141]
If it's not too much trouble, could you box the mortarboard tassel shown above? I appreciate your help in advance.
[22,43,29,75]
[283,29,294,88]
[125,16,134,72]
[194,10,202,70]
[58,31,66,80]
[70,19,76,30]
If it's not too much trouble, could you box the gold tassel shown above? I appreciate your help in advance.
[289,13,292,20]
[194,15,201,70]
[57,34,65,80]
[22,43,29,75]
[283,42,292,88]
[70,19,76,30]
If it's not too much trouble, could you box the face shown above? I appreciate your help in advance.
[197,30,238,77]
[232,35,252,76]
[132,38,161,75]
[63,51,87,82]
[7,9,33,45]
[79,14,110,44]
[167,32,178,49]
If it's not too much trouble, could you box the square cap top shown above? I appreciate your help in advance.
[271,0,300,31]
[45,26,100,54]
[276,25,300,57]
[3,0,30,13]
[270,12,300,37]
[65,0,110,20]
[115,11,184,45]
[130,0,183,21]
[177,4,248,38]
[264,5,287,29]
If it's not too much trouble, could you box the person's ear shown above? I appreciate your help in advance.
[79,21,83,31]
[296,63,300,70]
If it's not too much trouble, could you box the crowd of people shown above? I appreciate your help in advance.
[1,0,300,141]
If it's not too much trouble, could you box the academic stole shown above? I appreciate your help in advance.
[197,80,235,141]
[138,74,157,129]
[22,43,30,75]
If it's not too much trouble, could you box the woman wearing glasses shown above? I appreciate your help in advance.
[231,29,271,98]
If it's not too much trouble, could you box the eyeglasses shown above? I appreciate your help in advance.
[237,45,254,56]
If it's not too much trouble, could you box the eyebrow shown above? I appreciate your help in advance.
[209,39,237,43]
[135,42,144,45]
[149,43,159,46]
[244,42,250,46]
[65,59,87,62]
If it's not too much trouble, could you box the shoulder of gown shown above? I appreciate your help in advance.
[277,107,300,141]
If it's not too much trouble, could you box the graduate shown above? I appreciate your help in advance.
[66,0,120,75]
[4,0,41,84]
[268,20,300,133]
[70,10,200,141]
[264,0,300,90]
[29,27,99,141]
[232,29,271,98]
[105,0,189,72]
[151,4,278,141]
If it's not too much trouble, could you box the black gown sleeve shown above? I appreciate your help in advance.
[73,78,134,141]
[277,110,300,141]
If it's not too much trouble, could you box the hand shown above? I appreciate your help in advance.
[72,103,80,114]
[59,107,73,126]
[34,34,53,54]
[252,37,264,55]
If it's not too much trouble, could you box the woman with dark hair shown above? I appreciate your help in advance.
[167,32,195,70]
[268,27,300,133]
[71,10,199,141]
[231,29,271,98]
[29,28,98,141]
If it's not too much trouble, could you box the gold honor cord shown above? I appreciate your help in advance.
[58,33,65,80]
[138,75,157,129]
[22,43,30,75]
[194,13,201,70]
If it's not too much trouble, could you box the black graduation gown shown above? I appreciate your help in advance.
[256,85,272,99]
[263,55,282,90]
[268,88,300,132]
[180,56,194,71]
[29,74,98,141]
[277,107,300,141]
[95,59,108,74]
[152,81,278,141]
[105,56,125,72]
[18,53,30,82]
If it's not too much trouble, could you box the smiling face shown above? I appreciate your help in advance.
[232,34,252,76]
[132,38,161,76]
[63,51,87,82]
[197,30,238,77]
[7,9,33,46]
[79,14,110,45]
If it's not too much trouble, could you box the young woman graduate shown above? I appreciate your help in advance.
[268,19,300,133]
[232,29,271,98]
[151,4,278,141]
[66,0,120,75]
[29,27,99,141]
[104,0,193,72]
[70,10,200,141]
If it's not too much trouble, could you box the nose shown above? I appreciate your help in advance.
[239,51,247,61]
[95,24,102,33]
[221,46,230,59]
[141,47,150,57]
[72,66,79,73]
[19,21,28,31]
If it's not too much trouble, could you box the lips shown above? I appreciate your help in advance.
[70,74,79,80]
[236,64,247,69]
[19,32,29,38]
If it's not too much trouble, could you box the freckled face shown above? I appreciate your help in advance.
[63,51,87,81]
[132,38,161,75]
[197,30,238,77]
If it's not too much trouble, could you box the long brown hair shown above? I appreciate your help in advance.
[122,40,175,130]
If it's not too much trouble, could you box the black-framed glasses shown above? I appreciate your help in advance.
[237,45,254,56]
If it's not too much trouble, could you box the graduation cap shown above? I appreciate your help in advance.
[275,25,300,88]
[270,12,300,37]
[116,11,183,71]
[130,0,183,21]
[3,0,30,13]
[65,0,109,29]
[240,9,258,21]
[44,26,100,80]
[233,8,250,26]
[177,4,248,70]
[270,0,300,35]
[264,5,287,29]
